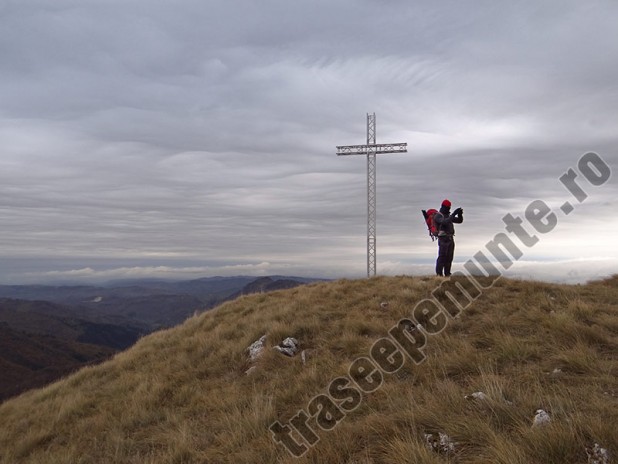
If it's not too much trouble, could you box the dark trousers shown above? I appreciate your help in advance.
[436,236,455,276]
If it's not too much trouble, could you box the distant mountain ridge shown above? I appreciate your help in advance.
[228,276,308,300]
[0,298,144,349]
[0,276,323,328]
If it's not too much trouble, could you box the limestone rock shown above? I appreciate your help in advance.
[586,443,610,464]
[532,409,551,428]
[274,337,299,357]
[465,391,488,401]
[247,335,267,362]
[424,432,457,454]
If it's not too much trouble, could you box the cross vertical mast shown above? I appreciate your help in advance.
[366,113,377,277]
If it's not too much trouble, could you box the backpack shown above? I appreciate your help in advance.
[423,209,441,241]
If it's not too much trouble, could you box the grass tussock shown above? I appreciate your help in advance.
[0,275,616,463]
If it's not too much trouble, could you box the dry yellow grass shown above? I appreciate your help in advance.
[0,275,616,463]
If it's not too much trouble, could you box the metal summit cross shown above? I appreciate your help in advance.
[336,113,407,277]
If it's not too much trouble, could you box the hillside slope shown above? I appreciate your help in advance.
[0,323,115,402]
[0,299,143,402]
[0,298,144,349]
[0,275,616,463]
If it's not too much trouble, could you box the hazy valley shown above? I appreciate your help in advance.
[0,275,315,402]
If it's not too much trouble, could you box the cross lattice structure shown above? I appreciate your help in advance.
[336,113,407,277]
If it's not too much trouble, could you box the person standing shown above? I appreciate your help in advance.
[433,199,463,277]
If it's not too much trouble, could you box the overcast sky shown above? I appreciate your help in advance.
[1,0,617,285]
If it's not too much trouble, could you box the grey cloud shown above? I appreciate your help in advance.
[0,0,617,283]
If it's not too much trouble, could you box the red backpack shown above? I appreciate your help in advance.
[423,209,440,241]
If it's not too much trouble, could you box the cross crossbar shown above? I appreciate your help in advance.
[336,143,407,156]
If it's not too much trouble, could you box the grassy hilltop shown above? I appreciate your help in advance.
[0,275,616,463]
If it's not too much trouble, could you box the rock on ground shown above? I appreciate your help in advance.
[247,335,267,362]
[274,337,299,357]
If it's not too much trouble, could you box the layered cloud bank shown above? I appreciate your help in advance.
[1,1,616,284]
